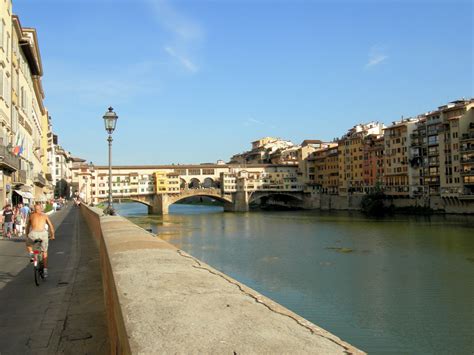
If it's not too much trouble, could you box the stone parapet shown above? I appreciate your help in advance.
[80,205,364,354]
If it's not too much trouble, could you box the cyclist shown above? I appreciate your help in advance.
[25,202,55,277]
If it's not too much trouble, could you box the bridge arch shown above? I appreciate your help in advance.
[202,177,218,189]
[188,178,201,189]
[96,197,153,208]
[248,191,303,205]
[168,192,232,206]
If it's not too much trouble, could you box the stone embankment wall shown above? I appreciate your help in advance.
[80,205,364,354]
[302,194,474,214]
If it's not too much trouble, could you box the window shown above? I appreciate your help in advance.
[0,20,4,50]
[6,32,10,59]
[202,168,215,175]
[428,135,438,145]
[0,68,3,99]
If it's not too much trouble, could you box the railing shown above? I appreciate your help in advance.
[13,170,27,184]
[0,145,21,171]
[34,173,47,186]
[461,133,474,140]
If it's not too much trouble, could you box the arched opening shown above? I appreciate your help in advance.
[55,179,70,199]
[171,193,231,213]
[189,178,201,189]
[202,177,217,188]
[250,193,303,210]
[180,178,187,189]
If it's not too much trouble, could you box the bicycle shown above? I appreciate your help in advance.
[32,239,45,286]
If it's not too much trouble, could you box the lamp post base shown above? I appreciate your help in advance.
[104,206,116,216]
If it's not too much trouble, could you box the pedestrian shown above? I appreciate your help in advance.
[3,204,14,239]
[14,206,23,238]
[20,203,30,222]
[52,201,58,212]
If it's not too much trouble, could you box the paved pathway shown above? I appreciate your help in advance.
[0,205,108,354]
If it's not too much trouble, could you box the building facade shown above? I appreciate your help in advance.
[0,4,53,207]
[383,118,418,197]
[72,163,301,205]
[338,122,385,196]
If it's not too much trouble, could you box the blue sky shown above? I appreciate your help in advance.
[14,0,473,165]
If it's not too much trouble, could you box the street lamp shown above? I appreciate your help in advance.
[103,107,118,215]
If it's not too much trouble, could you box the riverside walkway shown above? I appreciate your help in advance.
[0,206,107,354]
[0,204,363,354]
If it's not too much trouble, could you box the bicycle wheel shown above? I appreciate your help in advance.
[39,261,45,280]
[34,266,40,286]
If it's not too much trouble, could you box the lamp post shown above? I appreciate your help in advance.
[103,107,118,215]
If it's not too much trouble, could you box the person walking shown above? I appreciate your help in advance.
[3,204,14,239]
[20,203,30,218]
[14,206,23,238]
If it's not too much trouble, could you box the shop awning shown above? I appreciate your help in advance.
[14,190,34,200]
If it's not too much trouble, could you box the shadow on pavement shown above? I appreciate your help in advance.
[0,206,108,354]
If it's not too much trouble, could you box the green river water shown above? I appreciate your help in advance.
[115,202,474,354]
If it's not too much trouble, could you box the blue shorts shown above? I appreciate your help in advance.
[3,222,13,234]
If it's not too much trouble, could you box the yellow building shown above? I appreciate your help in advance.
[11,15,48,203]
[0,0,18,207]
[383,119,418,197]
[338,122,385,195]
[154,171,180,194]
[0,3,52,207]
[312,144,339,194]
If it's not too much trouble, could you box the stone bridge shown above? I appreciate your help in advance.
[98,188,308,215]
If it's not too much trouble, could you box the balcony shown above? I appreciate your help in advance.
[13,170,27,185]
[461,132,474,141]
[461,145,474,152]
[461,170,474,176]
[0,145,21,172]
[34,173,47,187]
[461,157,474,165]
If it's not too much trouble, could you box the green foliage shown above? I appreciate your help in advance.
[360,191,389,217]
[44,203,53,213]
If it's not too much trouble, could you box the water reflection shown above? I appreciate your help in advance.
[115,202,474,354]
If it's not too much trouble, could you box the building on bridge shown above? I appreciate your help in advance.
[72,163,304,213]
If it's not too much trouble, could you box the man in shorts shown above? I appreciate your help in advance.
[25,202,55,277]
[3,204,14,239]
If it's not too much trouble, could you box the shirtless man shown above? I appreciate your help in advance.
[25,202,55,277]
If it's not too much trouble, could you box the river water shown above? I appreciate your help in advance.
[115,202,474,354]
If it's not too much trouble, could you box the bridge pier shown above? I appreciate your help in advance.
[232,191,250,212]
[147,194,170,215]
